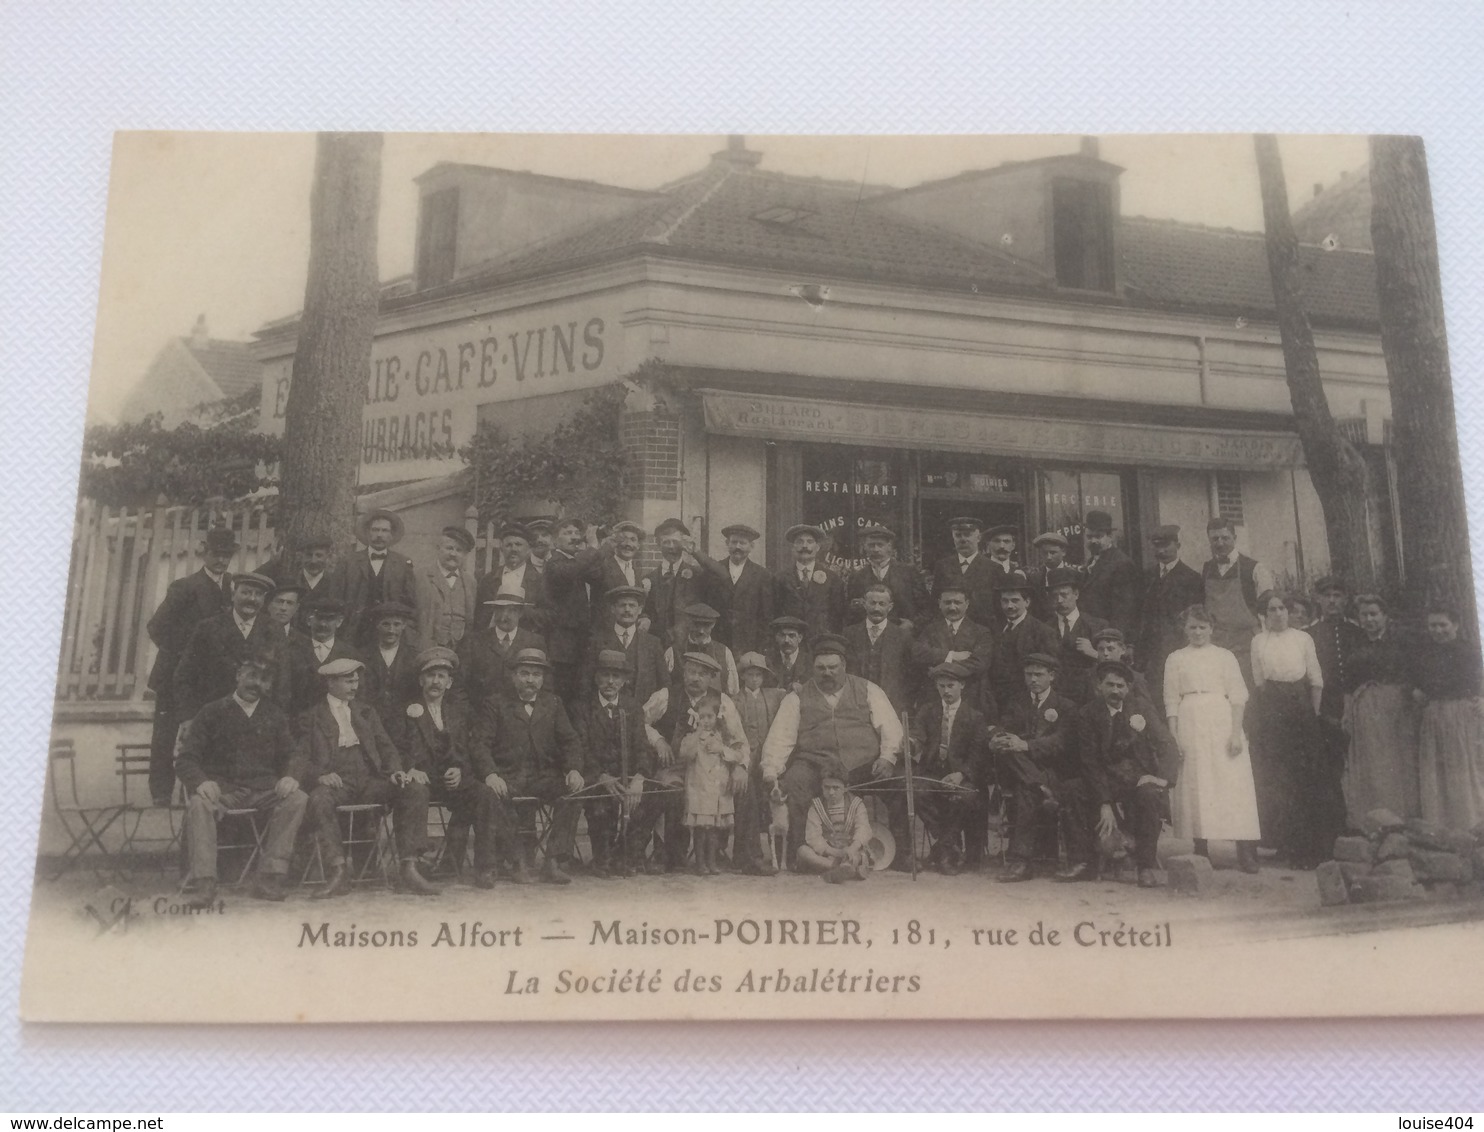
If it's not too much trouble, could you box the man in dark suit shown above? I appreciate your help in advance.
[478,648,585,884]
[930,516,1000,628]
[537,517,599,702]
[1043,566,1108,704]
[328,509,419,649]
[775,524,846,639]
[985,571,1059,714]
[555,519,646,632]
[991,652,1084,882]
[765,615,813,693]
[262,533,333,632]
[641,517,715,647]
[700,523,775,656]
[582,585,669,706]
[732,652,785,875]
[296,657,440,898]
[1136,524,1206,713]
[1079,509,1141,637]
[173,571,279,729]
[1028,531,1079,624]
[910,582,994,713]
[360,600,422,733]
[285,597,364,716]
[145,526,235,803]
[459,592,546,709]
[1073,660,1182,888]
[844,582,914,712]
[1091,628,1158,708]
[568,650,663,878]
[1308,574,1365,853]
[473,523,548,633]
[846,524,928,628]
[902,661,988,874]
[414,526,478,650]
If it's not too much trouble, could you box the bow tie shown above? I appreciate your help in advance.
[370,551,387,560]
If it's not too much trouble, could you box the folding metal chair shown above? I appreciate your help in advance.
[424,802,468,876]
[114,742,187,873]
[303,804,393,887]
[511,796,553,864]
[213,806,269,886]
[46,738,126,882]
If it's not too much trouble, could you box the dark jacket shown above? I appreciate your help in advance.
[908,698,989,779]
[775,562,846,640]
[643,559,718,646]
[293,695,405,782]
[482,691,582,781]
[844,619,914,711]
[398,698,484,778]
[1309,615,1369,721]
[327,547,419,648]
[174,693,296,793]
[361,639,423,733]
[540,547,598,664]
[1074,697,1181,806]
[1050,609,1110,704]
[1080,546,1142,636]
[1137,560,1205,683]
[987,614,1060,711]
[172,611,281,724]
[284,635,365,717]
[457,627,547,709]
[995,688,1080,774]
[146,568,231,691]
[847,560,929,626]
[702,555,776,656]
[261,555,333,633]
[581,625,669,706]
[569,693,654,779]
[930,553,1006,629]
[765,643,814,693]
[473,561,548,634]
[1029,562,1083,625]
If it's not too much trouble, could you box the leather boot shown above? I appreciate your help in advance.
[399,859,442,895]
[1236,841,1260,874]
[248,873,287,901]
[541,857,573,885]
[186,878,219,910]
[313,863,352,900]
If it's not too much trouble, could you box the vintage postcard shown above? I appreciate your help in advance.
[21,131,1484,1023]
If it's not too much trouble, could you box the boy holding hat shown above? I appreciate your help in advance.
[846,524,928,628]
[765,615,813,693]
[328,508,418,649]
[172,570,280,728]
[459,591,546,709]
[903,660,988,875]
[416,525,478,649]
[931,515,1000,628]
[776,524,846,640]
[1079,510,1141,637]
[1136,524,1205,713]
[797,759,874,882]
[583,584,668,706]
[297,656,441,898]
[697,522,775,657]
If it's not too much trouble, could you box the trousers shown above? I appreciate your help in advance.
[185,782,307,881]
[583,783,663,866]
[1104,783,1166,869]
[429,778,501,871]
[779,752,877,867]
[149,693,182,802]
[307,775,430,869]
[506,771,580,861]
[729,762,771,867]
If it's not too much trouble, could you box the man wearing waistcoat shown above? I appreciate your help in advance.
[663,602,739,696]
[910,582,994,713]
[986,570,1059,714]
[760,634,903,869]
[902,661,987,875]
[698,523,775,657]
[1202,516,1274,686]
[844,583,913,712]
[459,592,546,710]
[847,524,928,628]
[582,585,669,707]
[172,571,280,729]
[1028,531,1079,625]
[358,600,422,733]
[765,615,813,693]
[284,597,364,716]
[415,526,478,650]
[327,509,418,650]
[1043,567,1108,705]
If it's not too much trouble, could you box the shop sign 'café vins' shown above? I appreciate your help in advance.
[252,136,1393,576]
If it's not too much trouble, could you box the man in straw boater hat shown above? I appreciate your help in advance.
[1136,523,1205,714]
[1079,509,1142,638]
[930,515,1000,628]
[760,633,903,870]
[901,660,989,875]
[327,507,418,650]
[777,523,845,640]
[172,569,279,729]
[480,648,584,884]
[846,523,928,629]
[359,600,422,735]
[298,656,441,898]
[415,525,478,649]
[459,590,546,709]
[690,521,775,657]
[398,647,503,889]
[581,584,669,707]
[568,649,664,878]
[175,647,308,908]
[145,525,237,804]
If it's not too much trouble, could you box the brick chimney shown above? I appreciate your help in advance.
[713,134,762,168]
[190,313,209,348]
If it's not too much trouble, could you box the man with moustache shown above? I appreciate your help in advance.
[459,592,546,709]
[172,570,279,728]
[1044,567,1108,705]
[910,582,995,713]
[538,517,600,702]
[985,571,1059,716]
[285,597,364,715]
[1201,516,1274,685]
[930,516,999,628]
[360,600,422,732]
[583,585,669,706]
[474,523,547,631]
[1078,511,1141,637]
[415,525,478,649]
[765,615,813,694]
[1136,524,1205,712]
[644,518,716,647]
[263,534,333,632]
[846,524,927,628]
[699,522,775,657]
[1029,531,1078,624]
[776,524,846,640]
[328,509,418,649]
[844,583,913,712]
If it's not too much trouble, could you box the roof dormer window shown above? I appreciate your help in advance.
[1051,177,1115,291]
[416,187,459,289]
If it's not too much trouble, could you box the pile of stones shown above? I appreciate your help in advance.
[1316,809,1484,906]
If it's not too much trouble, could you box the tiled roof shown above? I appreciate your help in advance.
[1292,166,1373,252]
[183,338,262,399]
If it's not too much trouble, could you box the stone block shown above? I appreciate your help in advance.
[1349,875,1425,903]
[1360,808,1406,837]
[1376,832,1411,861]
[1164,854,1215,895]
[1338,860,1372,886]
[1372,858,1416,881]
[1409,848,1469,883]
[1315,861,1349,906]
[1405,818,1473,854]
[1332,835,1374,863]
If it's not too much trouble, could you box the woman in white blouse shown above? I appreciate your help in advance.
[1249,590,1334,869]
[1164,604,1261,873]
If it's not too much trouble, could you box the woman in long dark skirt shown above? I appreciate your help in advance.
[1342,594,1420,826]
[1412,605,1484,831]
[1248,590,1330,866]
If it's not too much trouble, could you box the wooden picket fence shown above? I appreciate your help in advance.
[56,500,277,703]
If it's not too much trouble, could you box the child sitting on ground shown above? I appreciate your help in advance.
[796,759,873,882]
[677,689,747,875]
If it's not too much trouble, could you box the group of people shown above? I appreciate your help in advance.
[144,503,1484,904]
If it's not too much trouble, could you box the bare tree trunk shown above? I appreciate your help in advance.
[1370,135,1477,637]
[1254,134,1375,592]
[277,132,382,566]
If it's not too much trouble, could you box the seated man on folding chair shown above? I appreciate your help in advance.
[899,660,987,875]
[991,652,1085,883]
[569,649,663,878]
[480,648,584,885]
[176,648,308,908]
[398,647,507,890]
[299,657,441,899]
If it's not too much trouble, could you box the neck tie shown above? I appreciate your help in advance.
[606,703,618,721]
[370,551,386,560]
[1060,616,1069,640]
[960,560,969,574]
[499,634,511,649]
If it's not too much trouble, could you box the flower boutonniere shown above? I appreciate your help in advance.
[812,570,827,585]
[1129,714,1146,732]
[406,703,425,719]
[681,568,693,580]
[1043,708,1058,723]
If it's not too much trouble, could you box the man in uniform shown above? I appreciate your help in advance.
[415,525,477,649]
[173,570,279,730]
[1308,574,1364,855]
[910,582,994,713]
[145,526,236,804]
[1044,566,1107,704]
[1136,524,1205,713]
[1079,510,1141,636]
[360,600,421,733]
[664,602,739,695]
[903,660,987,875]
[297,656,440,898]
[846,524,927,628]
[459,592,546,709]
[930,516,999,627]
[474,523,547,632]
[175,649,308,907]
[328,509,418,649]
[700,522,775,656]
[286,597,363,715]
[583,585,669,706]
[765,615,813,693]
[776,524,846,640]
[1201,516,1274,685]
[1029,531,1076,623]
[986,570,1059,714]
[760,634,903,869]
[844,582,914,713]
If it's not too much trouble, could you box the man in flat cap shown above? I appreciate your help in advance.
[569,649,663,878]
[474,522,548,633]
[175,648,307,907]
[360,600,422,734]
[765,615,813,694]
[776,524,846,640]
[1090,627,1157,708]
[173,570,280,729]
[1029,531,1077,624]
[145,526,236,803]
[480,648,585,884]
[844,582,914,713]
[1043,566,1108,705]
[1072,659,1181,888]
[847,524,928,629]
[664,602,740,696]
[986,570,1059,716]
[286,597,364,715]
[760,634,903,869]
[416,525,478,649]
[1136,524,1205,714]
[902,660,988,875]
[328,508,418,649]
[1202,516,1274,685]
[537,516,602,702]
[930,516,999,628]
[985,523,1020,576]
[523,518,555,576]
[459,591,547,710]
[1079,510,1141,637]
[263,533,334,632]
[582,585,668,706]
[991,652,1085,882]
[398,647,503,889]
[910,581,994,713]
[297,656,440,897]
[643,517,717,648]
[697,522,775,657]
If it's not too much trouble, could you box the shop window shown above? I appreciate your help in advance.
[1039,469,1128,563]
[802,447,905,571]
[416,188,459,288]
[919,453,1018,495]
[1051,178,1114,291]
[1215,472,1245,524]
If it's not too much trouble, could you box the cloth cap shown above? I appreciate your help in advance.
[369,600,415,622]
[683,602,720,621]
[204,528,241,554]
[357,508,405,546]
[498,522,529,541]
[511,648,552,671]
[737,651,773,675]
[440,526,475,553]
[307,597,347,617]
[1312,575,1349,594]
[594,649,630,673]
[318,657,365,678]
[784,523,825,543]
[947,515,983,530]
[267,581,307,598]
[985,524,1018,540]
[1084,510,1115,533]
[929,660,970,681]
[1149,524,1182,544]
[1045,566,1083,590]
[1206,516,1235,533]
[604,585,647,603]
[1094,659,1136,684]
[810,633,850,658]
[720,523,761,541]
[1032,531,1069,548]
[1090,627,1127,646]
[415,646,460,674]
[1022,651,1060,671]
[653,518,691,539]
[610,520,644,538]
[680,651,723,675]
[522,518,554,534]
[769,615,809,631]
[858,523,896,542]
[232,571,275,595]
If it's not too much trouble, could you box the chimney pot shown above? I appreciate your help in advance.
[190,313,209,347]
[1079,136,1100,158]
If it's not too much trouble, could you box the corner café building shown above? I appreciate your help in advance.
[254,138,1394,579]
